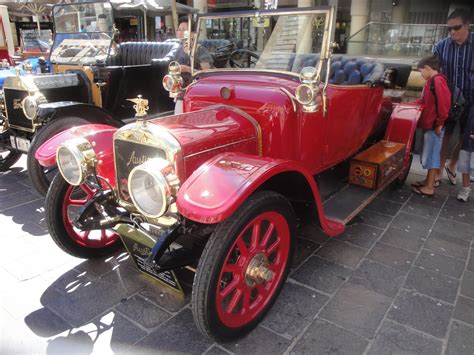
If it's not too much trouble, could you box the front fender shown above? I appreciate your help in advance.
[35,124,118,185]
[176,152,345,236]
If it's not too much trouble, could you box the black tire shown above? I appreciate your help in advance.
[45,173,122,259]
[27,117,89,196]
[192,191,296,341]
[0,148,22,171]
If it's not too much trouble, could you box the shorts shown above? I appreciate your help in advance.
[458,149,473,174]
[421,128,444,169]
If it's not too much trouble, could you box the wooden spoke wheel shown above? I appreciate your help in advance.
[192,191,295,341]
[45,174,122,258]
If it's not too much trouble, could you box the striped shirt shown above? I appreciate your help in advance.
[433,32,474,103]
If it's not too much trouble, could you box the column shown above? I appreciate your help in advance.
[165,15,173,34]
[193,0,207,13]
[193,0,207,37]
[0,5,15,56]
[347,0,369,55]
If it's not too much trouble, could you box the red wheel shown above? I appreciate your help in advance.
[192,191,295,341]
[46,174,122,258]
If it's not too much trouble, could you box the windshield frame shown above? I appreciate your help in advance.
[191,6,334,80]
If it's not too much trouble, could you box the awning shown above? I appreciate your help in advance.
[111,0,198,17]
[0,1,54,33]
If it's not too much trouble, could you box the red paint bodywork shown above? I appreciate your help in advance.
[35,124,118,185]
[147,105,259,180]
[37,72,419,237]
[185,74,384,173]
[384,103,423,179]
[177,152,344,236]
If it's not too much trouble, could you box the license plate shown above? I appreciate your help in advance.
[10,136,30,152]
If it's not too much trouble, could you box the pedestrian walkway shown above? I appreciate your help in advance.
[0,156,473,354]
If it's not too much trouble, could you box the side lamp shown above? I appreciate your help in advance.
[162,61,183,98]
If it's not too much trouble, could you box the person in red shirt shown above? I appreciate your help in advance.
[411,55,451,197]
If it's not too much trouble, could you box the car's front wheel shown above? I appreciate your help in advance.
[192,191,295,341]
[45,174,122,259]
[27,117,89,196]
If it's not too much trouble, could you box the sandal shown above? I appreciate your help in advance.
[445,165,457,185]
[412,186,434,197]
[411,181,426,188]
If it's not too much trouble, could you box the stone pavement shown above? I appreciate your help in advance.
[1,156,473,354]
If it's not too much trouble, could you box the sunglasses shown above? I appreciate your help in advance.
[447,24,463,32]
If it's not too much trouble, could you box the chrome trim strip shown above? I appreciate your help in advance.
[8,124,35,133]
[279,88,297,112]
[184,137,256,159]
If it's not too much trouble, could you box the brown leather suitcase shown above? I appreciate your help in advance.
[350,141,406,189]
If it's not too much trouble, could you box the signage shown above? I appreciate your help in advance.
[208,0,252,9]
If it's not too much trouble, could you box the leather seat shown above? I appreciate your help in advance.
[108,41,180,66]
[290,54,384,86]
[329,56,384,85]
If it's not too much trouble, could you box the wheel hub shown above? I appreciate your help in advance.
[245,253,273,286]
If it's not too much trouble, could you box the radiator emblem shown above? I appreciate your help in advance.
[127,151,150,166]
[13,99,22,109]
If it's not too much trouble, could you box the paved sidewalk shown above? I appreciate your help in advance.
[1,156,473,354]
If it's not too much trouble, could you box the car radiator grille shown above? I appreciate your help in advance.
[4,89,31,131]
[114,139,167,204]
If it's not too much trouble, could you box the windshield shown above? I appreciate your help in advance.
[192,8,331,76]
[20,30,52,53]
[54,2,113,33]
[50,2,113,65]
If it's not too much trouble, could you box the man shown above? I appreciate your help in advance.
[174,17,213,113]
[433,8,473,185]
[175,17,213,85]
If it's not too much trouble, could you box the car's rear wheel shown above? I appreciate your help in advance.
[27,117,89,196]
[192,191,295,341]
[45,174,122,258]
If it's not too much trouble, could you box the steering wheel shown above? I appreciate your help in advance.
[229,49,260,68]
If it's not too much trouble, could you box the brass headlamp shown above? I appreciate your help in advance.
[56,137,97,186]
[22,93,47,120]
[162,61,183,98]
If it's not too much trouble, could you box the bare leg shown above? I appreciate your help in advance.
[462,173,470,188]
[418,169,436,195]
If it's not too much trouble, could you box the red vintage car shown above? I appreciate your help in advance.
[36,7,421,341]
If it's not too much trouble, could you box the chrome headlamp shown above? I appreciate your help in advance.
[295,66,321,112]
[162,61,183,98]
[128,158,172,218]
[56,137,97,186]
[22,93,47,120]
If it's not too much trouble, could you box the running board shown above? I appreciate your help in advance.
[323,172,399,225]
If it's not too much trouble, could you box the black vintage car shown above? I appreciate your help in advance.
[0,1,179,195]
